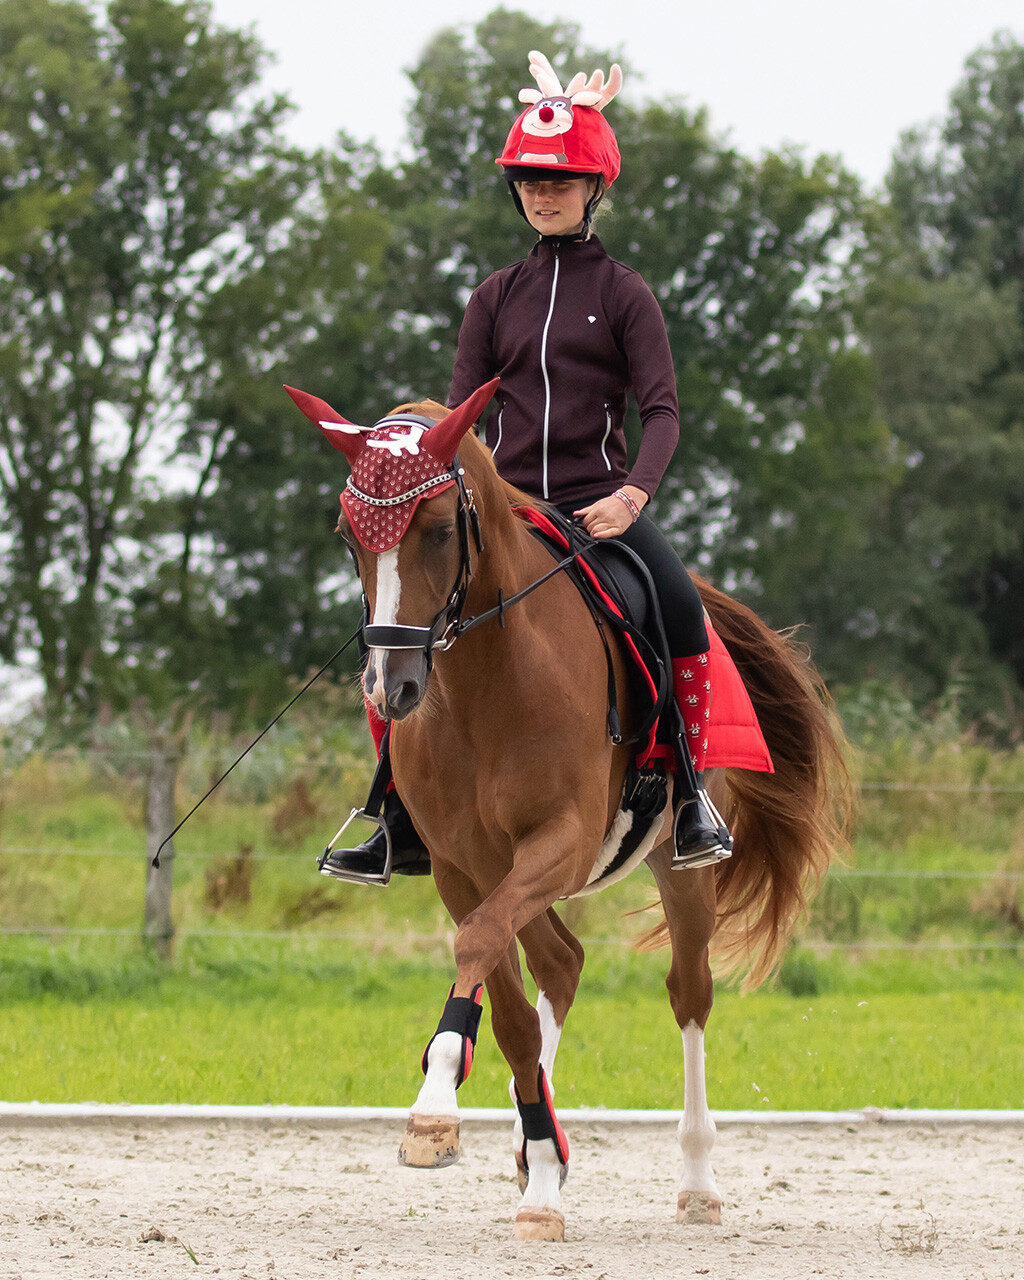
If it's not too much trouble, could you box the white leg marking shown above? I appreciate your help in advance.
[363,547,400,714]
[518,1139,564,1212]
[511,991,564,1164]
[410,1030,462,1120]
[678,1020,720,1198]
[537,991,563,1082]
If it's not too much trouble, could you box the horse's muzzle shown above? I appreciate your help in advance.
[364,647,430,721]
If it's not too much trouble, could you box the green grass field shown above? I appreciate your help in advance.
[1,726,1023,1110]
[1,939,1022,1110]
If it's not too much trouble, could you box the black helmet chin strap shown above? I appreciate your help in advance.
[579,177,606,237]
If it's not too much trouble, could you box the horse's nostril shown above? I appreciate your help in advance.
[388,679,423,720]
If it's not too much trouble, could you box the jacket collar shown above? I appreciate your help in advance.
[528,234,607,269]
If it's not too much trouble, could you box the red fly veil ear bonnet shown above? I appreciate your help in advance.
[496,49,622,189]
[284,379,499,553]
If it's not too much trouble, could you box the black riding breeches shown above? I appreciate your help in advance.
[555,502,709,658]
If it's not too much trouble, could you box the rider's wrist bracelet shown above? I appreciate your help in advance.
[613,488,641,523]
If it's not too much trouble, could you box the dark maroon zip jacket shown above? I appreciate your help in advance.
[447,236,679,506]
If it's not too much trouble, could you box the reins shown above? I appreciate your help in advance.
[453,518,586,639]
[362,461,590,662]
[150,627,362,868]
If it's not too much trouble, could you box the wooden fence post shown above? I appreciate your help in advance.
[144,737,179,961]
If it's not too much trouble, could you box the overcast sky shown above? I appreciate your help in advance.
[208,0,1023,189]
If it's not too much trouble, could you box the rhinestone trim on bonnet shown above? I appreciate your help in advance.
[340,415,459,553]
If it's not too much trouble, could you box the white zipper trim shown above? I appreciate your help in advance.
[600,403,613,471]
[491,398,503,458]
[539,248,560,500]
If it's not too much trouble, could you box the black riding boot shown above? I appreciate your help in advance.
[671,744,733,870]
[320,791,431,884]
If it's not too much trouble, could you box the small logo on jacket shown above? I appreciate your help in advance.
[587,315,596,324]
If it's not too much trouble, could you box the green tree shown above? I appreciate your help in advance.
[0,0,308,723]
[865,31,1024,711]
[129,145,393,709]
[599,106,891,671]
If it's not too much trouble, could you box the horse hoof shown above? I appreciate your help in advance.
[513,1208,565,1242]
[677,1191,722,1225]
[397,1115,461,1168]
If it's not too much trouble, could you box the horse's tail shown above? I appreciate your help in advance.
[638,577,853,991]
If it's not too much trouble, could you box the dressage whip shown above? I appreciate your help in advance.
[151,627,362,867]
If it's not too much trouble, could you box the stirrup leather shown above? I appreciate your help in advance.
[318,728,394,885]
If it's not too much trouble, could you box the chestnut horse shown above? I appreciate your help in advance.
[286,380,850,1242]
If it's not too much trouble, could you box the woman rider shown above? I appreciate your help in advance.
[324,52,733,882]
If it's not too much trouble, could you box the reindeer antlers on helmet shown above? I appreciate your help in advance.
[518,49,622,112]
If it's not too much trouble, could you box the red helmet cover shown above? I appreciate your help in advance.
[496,104,620,187]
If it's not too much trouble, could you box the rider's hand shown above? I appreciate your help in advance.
[574,486,648,539]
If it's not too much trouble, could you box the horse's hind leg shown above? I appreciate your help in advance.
[646,840,722,1225]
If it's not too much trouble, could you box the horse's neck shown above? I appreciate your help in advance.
[465,474,547,615]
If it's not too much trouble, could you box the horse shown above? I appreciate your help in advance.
[285,378,851,1242]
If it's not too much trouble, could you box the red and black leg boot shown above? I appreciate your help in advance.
[670,654,733,869]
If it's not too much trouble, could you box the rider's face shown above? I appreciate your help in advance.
[517,178,593,236]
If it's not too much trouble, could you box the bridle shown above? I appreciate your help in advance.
[358,457,585,669]
[360,456,483,666]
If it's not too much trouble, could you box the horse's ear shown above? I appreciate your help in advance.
[421,378,500,463]
[283,384,368,463]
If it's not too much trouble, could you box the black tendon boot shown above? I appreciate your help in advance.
[320,791,431,885]
[671,738,733,870]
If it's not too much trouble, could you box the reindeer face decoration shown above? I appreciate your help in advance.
[498,50,623,176]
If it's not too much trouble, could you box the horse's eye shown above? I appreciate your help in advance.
[430,525,455,547]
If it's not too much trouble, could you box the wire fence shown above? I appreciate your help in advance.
[0,925,1020,950]
[10,745,1024,793]
[2,844,1023,878]
[3,755,1022,953]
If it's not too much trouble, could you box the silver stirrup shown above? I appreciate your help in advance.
[317,808,393,886]
[671,789,734,871]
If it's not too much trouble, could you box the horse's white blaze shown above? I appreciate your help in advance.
[410,1030,461,1120]
[678,1020,720,1197]
[364,547,401,713]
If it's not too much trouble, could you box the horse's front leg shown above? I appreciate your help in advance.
[647,840,722,1224]
[398,860,483,1169]
[437,816,589,1239]
[485,936,572,1243]
[510,909,585,1194]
